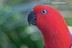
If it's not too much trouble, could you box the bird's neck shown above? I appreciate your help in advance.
[40,22,71,48]
[37,18,71,48]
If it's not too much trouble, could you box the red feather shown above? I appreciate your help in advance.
[33,4,72,48]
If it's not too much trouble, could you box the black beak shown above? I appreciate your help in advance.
[28,11,36,25]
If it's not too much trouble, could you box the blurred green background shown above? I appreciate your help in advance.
[0,0,72,48]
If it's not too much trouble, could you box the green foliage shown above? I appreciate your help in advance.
[65,18,72,26]
[4,0,31,6]
[0,5,43,48]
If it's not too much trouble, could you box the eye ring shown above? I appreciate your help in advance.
[41,10,47,14]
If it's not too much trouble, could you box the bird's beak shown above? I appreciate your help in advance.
[28,11,36,25]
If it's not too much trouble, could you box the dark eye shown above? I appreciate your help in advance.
[41,10,47,14]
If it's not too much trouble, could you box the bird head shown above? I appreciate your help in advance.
[28,4,64,30]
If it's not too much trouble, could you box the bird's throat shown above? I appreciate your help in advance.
[37,19,71,48]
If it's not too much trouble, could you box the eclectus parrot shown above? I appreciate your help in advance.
[28,4,72,48]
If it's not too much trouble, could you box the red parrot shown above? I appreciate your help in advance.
[28,4,72,48]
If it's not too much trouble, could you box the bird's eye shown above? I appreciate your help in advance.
[41,10,47,14]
